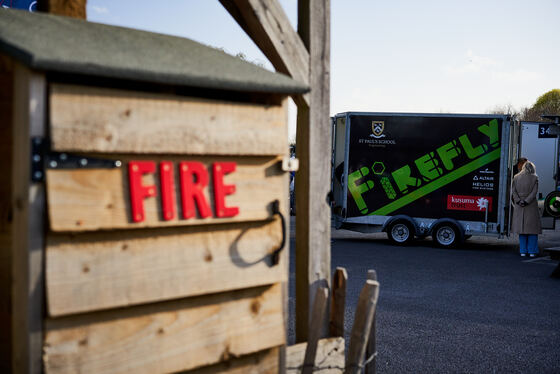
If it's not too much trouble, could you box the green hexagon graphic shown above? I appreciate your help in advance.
[372,161,385,175]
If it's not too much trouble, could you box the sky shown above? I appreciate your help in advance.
[84,0,560,138]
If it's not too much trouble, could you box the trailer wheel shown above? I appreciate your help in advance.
[388,221,414,245]
[544,191,560,218]
[433,223,460,248]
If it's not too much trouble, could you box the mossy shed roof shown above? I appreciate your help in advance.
[0,9,308,95]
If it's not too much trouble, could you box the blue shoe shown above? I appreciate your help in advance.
[529,253,536,258]
[520,253,527,257]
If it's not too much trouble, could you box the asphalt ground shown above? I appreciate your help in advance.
[288,221,560,373]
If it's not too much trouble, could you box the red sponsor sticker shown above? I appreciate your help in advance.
[447,195,492,212]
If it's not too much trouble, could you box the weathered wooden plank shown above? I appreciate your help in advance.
[286,337,345,374]
[1,63,47,374]
[37,0,87,18]
[280,211,291,374]
[46,155,285,232]
[219,0,310,92]
[365,270,377,374]
[44,284,285,374]
[49,84,288,156]
[24,64,48,374]
[10,62,29,374]
[329,267,347,337]
[0,55,14,374]
[188,348,279,374]
[302,287,328,374]
[345,280,379,374]
[295,0,332,342]
[26,70,48,374]
[46,219,287,316]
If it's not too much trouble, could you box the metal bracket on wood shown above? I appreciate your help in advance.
[31,137,47,182]
[281,157,299,172]
[46,152,122,170]
[31,136,122,182]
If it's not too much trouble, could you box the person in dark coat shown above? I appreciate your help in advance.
[511,161,542,257]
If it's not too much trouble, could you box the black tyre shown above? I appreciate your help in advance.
[433,223,460,248]
[387,220,414,245]
[544,191,560,218]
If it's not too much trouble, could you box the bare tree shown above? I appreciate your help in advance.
[487,103,518,116]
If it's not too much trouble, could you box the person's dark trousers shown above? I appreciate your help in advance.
[519,234,538,255]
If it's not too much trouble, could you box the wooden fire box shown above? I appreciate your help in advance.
[0,9,307,374]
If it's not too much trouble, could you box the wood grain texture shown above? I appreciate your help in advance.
[10,62,31,374]
[26,66,48,374]
[49,84,288,156]
[46,220,287,316]
[345,280,379,374]
[187,348,279,374]
[38,0,87,18]
[0,55,14,374]
[2,63,47,374]
[329,267,347,338]
[286,337,345,374]
[365,270,377,374]
[219,0,310,95]
[46,156,286,232]
[302,287,328,374]
[44,284,285,374]
[295,0,332,342]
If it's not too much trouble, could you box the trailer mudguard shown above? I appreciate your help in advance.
[382,215,420,236]
[429,218,465,241]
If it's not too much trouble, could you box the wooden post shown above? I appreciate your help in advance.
[295,0,332,342]
[329,267,347,337]
[0,55,15,374]
[2,64,47,374]
[25,68,47,374]
[365,270,378,374]
[302,286,328,374]
[37,0,87,19]
[345,280,380,374]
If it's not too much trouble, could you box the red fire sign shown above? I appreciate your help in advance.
[129,160,239,223]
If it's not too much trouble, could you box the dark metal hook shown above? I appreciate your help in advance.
[270,199,286,266]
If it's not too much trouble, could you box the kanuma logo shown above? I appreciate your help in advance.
[348,119,500,215]
[447,195,493,212]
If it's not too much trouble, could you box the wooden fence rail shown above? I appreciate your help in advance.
[345,279,380,374]
[329,267,348,338]
[365,270,378,374]
[302,286,329,374]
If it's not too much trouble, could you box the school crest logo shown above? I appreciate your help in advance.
[370,121,386,138]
